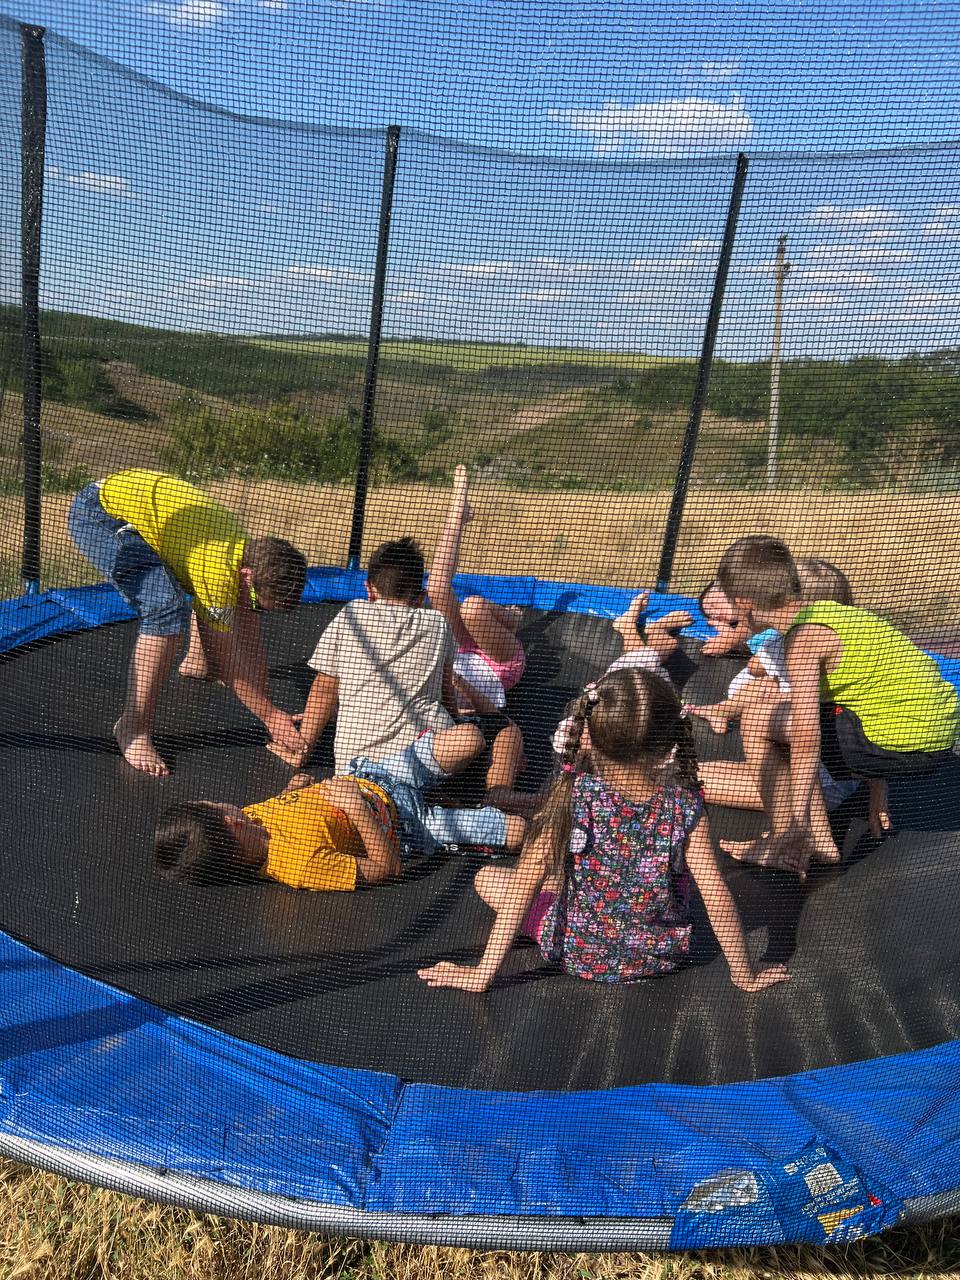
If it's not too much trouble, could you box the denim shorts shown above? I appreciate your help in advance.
[347,732,507,856]
[68,483,190,637]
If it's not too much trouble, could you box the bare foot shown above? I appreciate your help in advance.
[452,464,474,523]
[612,592,649,642]
[114,718,169,777]
[689,704,732,735]
[720,832,811,877]
[178,657,213,680]
[502,604,523,631]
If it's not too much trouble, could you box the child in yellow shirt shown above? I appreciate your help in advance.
[155,725,526,889]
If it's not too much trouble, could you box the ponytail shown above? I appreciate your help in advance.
[673,711,702,793]
[527,688,595,881]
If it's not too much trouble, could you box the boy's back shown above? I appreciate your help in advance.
[792,600,959,753]
[308,599,456,770]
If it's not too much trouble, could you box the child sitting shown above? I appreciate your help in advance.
[691,558,861,816]
[156,725,527,889]
[418,668,789,993]
[427,466,526,713]
[272,536,461,774]
[549,590,692,757]
[691,558,854,736]
[715,535,959,876]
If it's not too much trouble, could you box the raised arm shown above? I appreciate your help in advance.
[426,466,473,648]
[685,816,790,992]
[417,835,551,992]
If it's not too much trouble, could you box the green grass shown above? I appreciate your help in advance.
[250,335,677,373]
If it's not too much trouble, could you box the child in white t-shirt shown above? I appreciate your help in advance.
[271,537,464,775]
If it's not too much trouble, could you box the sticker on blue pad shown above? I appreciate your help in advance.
[670,1141,902,1249]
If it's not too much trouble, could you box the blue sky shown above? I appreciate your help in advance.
[1,1,960,357]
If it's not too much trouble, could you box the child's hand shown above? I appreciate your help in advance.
[417,961,492,992]
[731,964,791,993]
[267,739,308,768]
[655,610,694,632]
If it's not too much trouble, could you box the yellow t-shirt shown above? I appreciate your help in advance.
[244,780,397,892]
[99,469,247,632]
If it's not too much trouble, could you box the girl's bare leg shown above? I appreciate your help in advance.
[460,595,523,665]
[484,720,526,793]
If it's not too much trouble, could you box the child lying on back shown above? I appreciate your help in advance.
[155,725,526,889]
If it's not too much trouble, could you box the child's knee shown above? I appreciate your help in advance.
[503,815,527,849]
[460,595,490,626]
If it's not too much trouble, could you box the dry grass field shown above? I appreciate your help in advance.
[5,480,958,633]
[2,1161,959,1280]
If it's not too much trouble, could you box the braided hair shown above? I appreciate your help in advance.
[528,667,701,881]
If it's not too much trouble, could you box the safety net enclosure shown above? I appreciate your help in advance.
[1,0,960,1252]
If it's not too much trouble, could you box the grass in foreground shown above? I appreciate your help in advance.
[1,1161,959,1280]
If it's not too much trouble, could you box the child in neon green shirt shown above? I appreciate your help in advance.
[715,535,958,876]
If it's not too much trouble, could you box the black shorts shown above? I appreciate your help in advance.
[819,703,951,780]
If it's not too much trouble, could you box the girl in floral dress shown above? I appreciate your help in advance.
[418,667,790,993]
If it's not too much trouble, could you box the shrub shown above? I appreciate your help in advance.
[161,398,423,484]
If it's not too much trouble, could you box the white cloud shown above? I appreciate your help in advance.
[142,1,226,27]
[517,289,576,303]
[788,292,846,309]
[804,244,915,265]
[793,269,880,288]
[285,264,370,285]
[548,94,753,156]
[682,237,722,253]
[806,204,904,231]
[189,275,258,287]
[56,171,134,198]
[680,59,741,81]
[923,204,960,240]
[258,0,286,7]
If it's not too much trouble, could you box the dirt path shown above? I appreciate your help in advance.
[509,394,585,433]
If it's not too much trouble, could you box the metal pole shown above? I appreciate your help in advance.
[347,125,401,570]
[655,153,749,593]
[20,24,46,595]
[767,232,790,488]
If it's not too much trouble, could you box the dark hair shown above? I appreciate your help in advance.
[531,668,700,881]
[796,556,854,606]
[155,802,258,885]
[367,536,425,603]
[243,538,307,610]
[717,536,801,610]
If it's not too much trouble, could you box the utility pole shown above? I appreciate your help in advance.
[767,233,790,488]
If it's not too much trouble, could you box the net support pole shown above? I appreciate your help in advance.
[19,24,47,596]
[655,152,748,593]
[347,124,401,570]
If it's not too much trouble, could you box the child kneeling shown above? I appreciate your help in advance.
[155,724,526,890]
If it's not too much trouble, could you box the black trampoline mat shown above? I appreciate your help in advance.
[2,602,959,1091]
